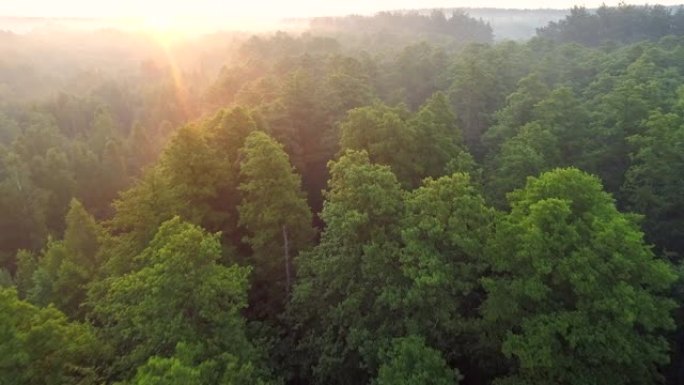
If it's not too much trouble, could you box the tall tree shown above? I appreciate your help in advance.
[238,130,314,318]
[409,92,466,181]
[391,42,449,109]
[400,172,499,381]
[291,150,406,385]
[91,217,270,384]
[0,150,49,267]
[483,168,676,385]
[482,73,549,153]
[29,199,102,318]
[104,166,179,276]
[339,103,418,186]
[623,109,684,256]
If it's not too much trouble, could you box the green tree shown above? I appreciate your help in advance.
[91,217,269,384]
[587,55,681,193]
[130,355,201,385]
[291,150,406,385]
[63,199,102,268]
[400,173,497,378]
[483,168,676,385]
[204,107,257,247]
[28,199,101,318]
[238,131,314,318]
[104,166,179,276]
[28,240,66,308]
[375,336,461,385]
[339,103,418,186]
[448,42,531,157]
[129,342,270,385]
[485,122,559,208]
[623,109,684,256]
[0,287,101,385]
[531,86,591,166]
[104,107,257,276]
[483,73,549,152]
[391,42,449,109]
[160,124,226,227]
[276,69,333,176]
[324,56,374,114]
[409,92,466,180]
[129,343,203,385]
[0,150,49,265]
[14,250,37,298]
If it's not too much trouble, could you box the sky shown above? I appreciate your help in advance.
[1,0,683,19]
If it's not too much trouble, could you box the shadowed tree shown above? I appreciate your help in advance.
[238,131,314,318]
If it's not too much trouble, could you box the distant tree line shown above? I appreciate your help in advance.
[538,4,684,45]
[309,10,493,50]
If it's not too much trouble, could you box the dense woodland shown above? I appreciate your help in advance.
[2,4,684,384]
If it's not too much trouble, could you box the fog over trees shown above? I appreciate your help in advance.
[2,4,684,385]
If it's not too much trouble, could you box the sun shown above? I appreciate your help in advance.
[142,15,177,32]
[135,15,193,45]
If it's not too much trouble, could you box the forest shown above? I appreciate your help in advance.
[2,3,684,384]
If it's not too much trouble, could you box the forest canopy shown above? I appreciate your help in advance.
[2,4,684,385]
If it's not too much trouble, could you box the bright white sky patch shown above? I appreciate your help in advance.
[1,0,683,18]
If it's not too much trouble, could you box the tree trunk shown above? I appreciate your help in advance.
[282,225,291,295]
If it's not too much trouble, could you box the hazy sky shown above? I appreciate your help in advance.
[1,0,683,19]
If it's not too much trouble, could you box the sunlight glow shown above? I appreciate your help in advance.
[135,16,189,45]
[141,16,176,32]
[7,0,684,20]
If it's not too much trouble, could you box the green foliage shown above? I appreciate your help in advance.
[160,124,228,225]
[400,173,496,370]
[0,268,12,287]
[4,9,684,385]
[0,287,102,385]
[375,335,461,385]
[0,148,50,263]
[291,150,406,384]
[15,250,37,298]
[309,10,492,51]
[104,166,179,276]
[410,92,466,179]
[27,240,67,308]
[590,59,682,190]
[483,73,550,151]
[27,199,101,318]
[486,122,559,207]
[130,355,201,385]
[63,199,102,269]
[623,109,684,256]
[340,103,417,186]
[392,42,449,109]
[531,86,591,164]
[538,4,684,46]
[340,94,470,187]
[483,168,677,385]
[449,42,532,156]
[238,130,314,317]
[104,107,258,275]
[91,217,270,383]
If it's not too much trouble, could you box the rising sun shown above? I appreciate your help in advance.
[135,15,194,44]
[142,15,177,31]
